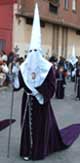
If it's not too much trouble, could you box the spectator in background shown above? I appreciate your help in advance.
[56,66,66,99]
[0,50,8,64]
[18,57,24,65]
[0,58,9,86]
[1,50,8,64]
[58,56,65,68]
[7,51,15,66]
[49,55,57,70]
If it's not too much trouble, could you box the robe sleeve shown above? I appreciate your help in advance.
[36,67,56,103]
[14,71,32,94]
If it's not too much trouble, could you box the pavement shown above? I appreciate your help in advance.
[0,81,80,163]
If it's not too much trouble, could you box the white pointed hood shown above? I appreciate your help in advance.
[69,45,78,65]
[29,3,41,51]
[20,3,52,104]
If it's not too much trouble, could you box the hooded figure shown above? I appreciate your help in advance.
[68,46,78,82]
[13,3,80,161]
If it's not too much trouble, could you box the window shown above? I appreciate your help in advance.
[0,39,6,51]
[76,30,80,35]
[72,0,76,11]
[49,3,58,14]
[64,0,69,9]
[26,18,33,25]
[26,18,45,28]
[48,0,59,4]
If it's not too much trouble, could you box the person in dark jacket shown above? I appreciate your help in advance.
[56,66,66,99]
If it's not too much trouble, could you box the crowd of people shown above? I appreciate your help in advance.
[49,55,80,100]
[0,50,24,87]
[0,49,80,100]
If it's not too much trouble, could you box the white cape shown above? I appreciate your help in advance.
[20,50,52,104]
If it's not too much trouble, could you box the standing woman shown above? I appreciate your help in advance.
[56,66,66,99]
[13,3,80,161]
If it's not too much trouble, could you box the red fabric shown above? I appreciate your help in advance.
[0,1,14,53]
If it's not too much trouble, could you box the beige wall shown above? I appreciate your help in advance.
[41,23,53,58]
[58,27,62,59]
[13,4,27,56]
[13,4,53,58]
[67,29,80,59]
[13,4,80,60]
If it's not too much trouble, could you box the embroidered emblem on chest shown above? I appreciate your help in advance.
[32,72,36,80]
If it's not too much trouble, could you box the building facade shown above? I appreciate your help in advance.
[0,0,16,54]
[1,0,80,59]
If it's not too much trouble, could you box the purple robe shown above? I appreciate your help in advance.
[17,67,80,160]
[0,119,15,131]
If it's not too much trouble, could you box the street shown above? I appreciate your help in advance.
[0,81,80,163]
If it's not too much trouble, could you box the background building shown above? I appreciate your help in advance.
[0,0,80,59]
[0,0,16,54]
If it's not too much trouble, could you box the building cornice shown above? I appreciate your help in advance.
[16,12,80,31]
